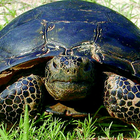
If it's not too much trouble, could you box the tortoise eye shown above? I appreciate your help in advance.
[53,62,58,69]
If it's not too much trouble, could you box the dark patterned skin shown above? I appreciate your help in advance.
[104,74,140,126]
[0,75,45,123]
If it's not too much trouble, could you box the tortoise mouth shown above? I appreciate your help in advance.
[48,79,94,92]
[45,80,93,101]
[51,80,92,89]
[51,79,91,84]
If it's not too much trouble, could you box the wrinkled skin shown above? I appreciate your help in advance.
[45,56,96,101]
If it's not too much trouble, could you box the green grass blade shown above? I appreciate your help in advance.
[23,105,29,140]
[0,128,8,140]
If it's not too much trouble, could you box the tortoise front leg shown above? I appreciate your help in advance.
[0,74,45,123]
[104,74,140,126]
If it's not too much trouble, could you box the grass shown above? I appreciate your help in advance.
[0,0,140,139]
[0,106,135,139]
[0,106,140,139]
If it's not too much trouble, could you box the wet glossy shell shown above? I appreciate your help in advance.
[0,0,140,83]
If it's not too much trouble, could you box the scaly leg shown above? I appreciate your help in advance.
[104,74,140,126]
[0,74,45,123]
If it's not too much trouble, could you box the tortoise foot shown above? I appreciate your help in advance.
[45,102,88,117]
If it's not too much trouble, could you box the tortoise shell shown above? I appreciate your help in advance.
[0,0,140,85]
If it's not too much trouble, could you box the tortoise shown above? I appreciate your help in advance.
[0,0,140,127]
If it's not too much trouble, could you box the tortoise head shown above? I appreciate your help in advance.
[45,55,97,101]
